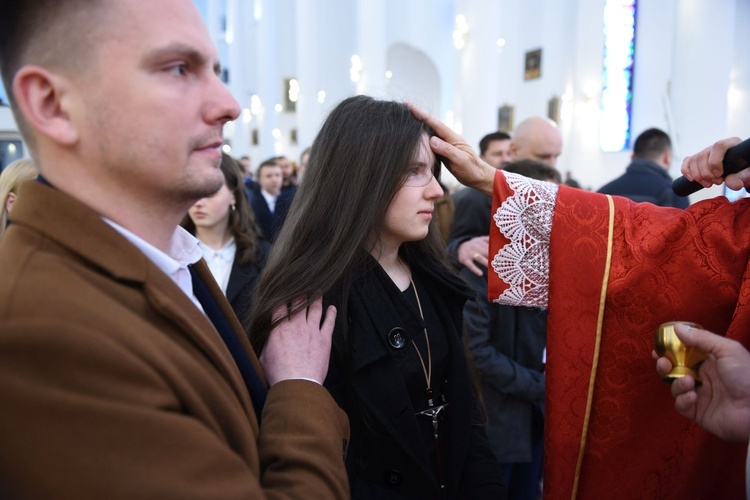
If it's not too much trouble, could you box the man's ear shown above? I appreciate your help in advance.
[662,150,673,169]
[508,140,519,160]
[5,191,17,214]
[12,65,79,146]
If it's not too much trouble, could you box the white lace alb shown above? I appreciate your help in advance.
[491,172,558,307]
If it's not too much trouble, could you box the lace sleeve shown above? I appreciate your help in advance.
[490,172,558,307]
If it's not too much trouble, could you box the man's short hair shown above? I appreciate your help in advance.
[257,158,280,176]
[633,128,672,161]
[479,132,511,156]
[504,159,562,183]
[0,0,106,140]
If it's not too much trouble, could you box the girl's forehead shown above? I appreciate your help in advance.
[413,135,435,163]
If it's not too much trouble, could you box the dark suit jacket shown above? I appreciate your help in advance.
[250,188,296,242]
[325,257,505,499]
[245,177,260,197]
[0,181,349,498]
[447,187,492,257]
[226,239,270,324]
[597,158,690,208]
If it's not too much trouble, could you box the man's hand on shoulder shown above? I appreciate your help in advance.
[260,297,337,387]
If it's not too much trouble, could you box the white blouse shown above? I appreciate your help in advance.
[198,238,236,294]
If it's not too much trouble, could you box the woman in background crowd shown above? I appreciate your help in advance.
[182,153,269,322]
[0,158,38,239]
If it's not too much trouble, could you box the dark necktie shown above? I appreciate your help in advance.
[189,265,266,421]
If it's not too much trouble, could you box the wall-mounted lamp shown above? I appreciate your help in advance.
[453,15,469,49]
[350,55,363,83]
[242,108,252,124]
[250,95,262,115]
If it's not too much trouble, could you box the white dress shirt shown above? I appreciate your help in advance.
[198,238,236,294]
[104,219,205,313]
[260,189,277,213]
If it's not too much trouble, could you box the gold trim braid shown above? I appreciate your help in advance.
[571,195,615,500]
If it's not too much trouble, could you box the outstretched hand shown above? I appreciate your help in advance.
[681,137,745,190]
[655,323,750,442]
[260,297,337,387]
[457,236,489,276]
[407,103,496,196]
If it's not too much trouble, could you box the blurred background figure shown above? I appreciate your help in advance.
[450,117,564,276]
[480,131,513,169]
[563,171,582,189]
[238,154,259,196]
[182,153,270,322]
[598,128,689,208]
[508,117,562,167]
[444,131,512,251]
[249,157,295,243]
[298,146,311,181]
[0,158,37,239]
[275,155,298,190]
[238,155,252,180]
[504,159,562,183]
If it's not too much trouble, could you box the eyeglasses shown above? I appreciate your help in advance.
[403,163,436,187]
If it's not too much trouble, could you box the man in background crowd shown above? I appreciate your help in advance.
[451,117,562,274]
[250,158,294,242]
[598,127,689,208]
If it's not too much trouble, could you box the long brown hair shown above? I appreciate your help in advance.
[181,153,262,265]
[248,95,452,352]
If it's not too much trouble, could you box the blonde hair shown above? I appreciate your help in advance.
[0,158,38,238]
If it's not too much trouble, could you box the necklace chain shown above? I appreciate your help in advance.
[409,275,432,392]
[398,259,447,489]
[398,258,432,394]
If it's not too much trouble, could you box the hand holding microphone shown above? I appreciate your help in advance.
[674,137,750,196]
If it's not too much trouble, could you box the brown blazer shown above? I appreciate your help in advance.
[0,181,349,499]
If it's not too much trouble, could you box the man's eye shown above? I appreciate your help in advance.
[167,64,189,76]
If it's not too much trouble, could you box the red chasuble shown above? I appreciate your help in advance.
[489,170,750,499]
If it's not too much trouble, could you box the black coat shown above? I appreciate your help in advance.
[597,158,689,208]
[324,257,505,499]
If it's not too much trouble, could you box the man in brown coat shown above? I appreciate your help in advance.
[0,0,349,497]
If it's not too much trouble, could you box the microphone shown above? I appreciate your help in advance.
[673,138,750,196]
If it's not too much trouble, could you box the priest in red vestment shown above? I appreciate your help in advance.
[411,103,748,499]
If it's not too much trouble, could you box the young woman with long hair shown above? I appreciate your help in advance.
[182,153,269,322]
[249,96,503,499]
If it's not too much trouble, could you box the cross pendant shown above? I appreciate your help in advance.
[416,403,449,440]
